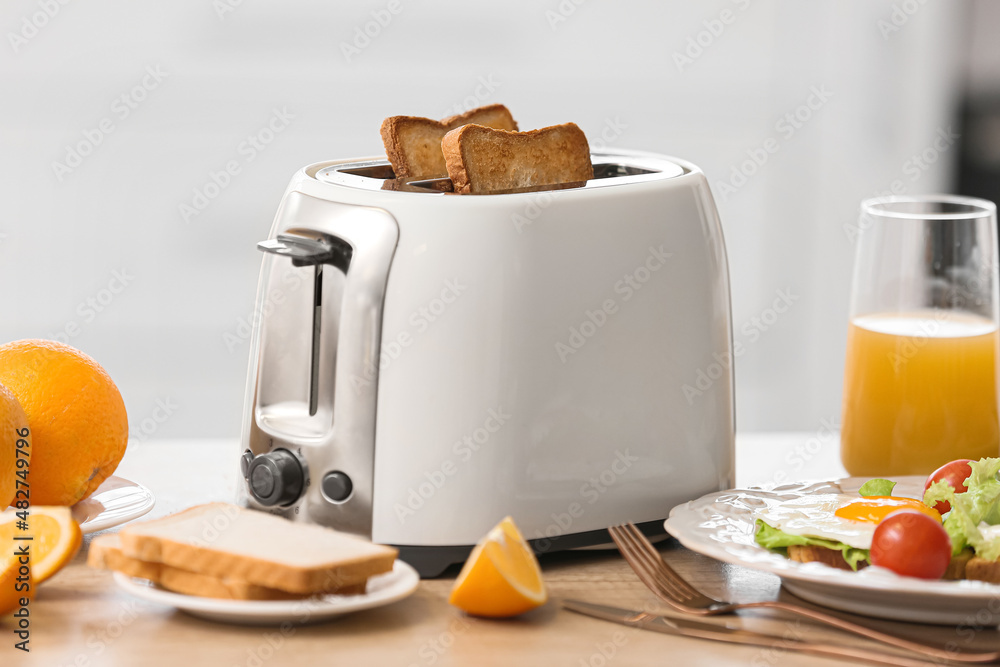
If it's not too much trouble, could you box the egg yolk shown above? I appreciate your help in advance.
[834,497,942,523]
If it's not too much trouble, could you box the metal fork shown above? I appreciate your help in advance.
[609,523,1000,664]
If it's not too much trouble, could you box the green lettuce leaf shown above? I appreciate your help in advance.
[924,479,966,556]
[923,458,1000,558]
[859,479,896,497]
[754,520,870,571]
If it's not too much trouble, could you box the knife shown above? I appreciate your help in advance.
[562,600,941,667]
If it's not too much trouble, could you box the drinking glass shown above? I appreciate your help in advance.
[841,195,1000,476]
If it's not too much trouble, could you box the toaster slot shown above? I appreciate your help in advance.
[314,151,683,194]
[378,164,660,194]
[591,162,658,178]
[338,163,396,180]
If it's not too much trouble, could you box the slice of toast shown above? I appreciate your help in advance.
[441,122,593,194]
[381,104,518,179]
[787,545,981,580]
[964,555,1000,583]
[118,503,397,595]
[89,534,162,580]
[943,549,975,581]
[88,534,365,600]
[786,545,866,570]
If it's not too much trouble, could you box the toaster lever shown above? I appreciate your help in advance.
[257,232,353,273]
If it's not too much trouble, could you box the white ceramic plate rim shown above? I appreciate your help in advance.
[665,476,1000,601]
[75,475,156,534]
[1,475,155,534]
[112,559,420,621]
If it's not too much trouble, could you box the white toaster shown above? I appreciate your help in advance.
[238,149,735,576]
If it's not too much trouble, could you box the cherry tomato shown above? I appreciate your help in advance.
[870,510,951,579]
[923,459,973,515]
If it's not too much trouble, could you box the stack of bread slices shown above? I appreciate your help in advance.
[88,503,397,600]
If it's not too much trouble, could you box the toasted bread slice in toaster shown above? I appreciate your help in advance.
[87,534,365,600]
[441,122,593,194]
[380,104,518,179]
[117,502,396,595]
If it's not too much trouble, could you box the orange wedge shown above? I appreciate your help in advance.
[0,552,31,616]
[448,516,547,617]
[0,507,81,586]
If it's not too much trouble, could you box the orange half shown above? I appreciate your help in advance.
[448,516,547,618]
[0,506,81,585]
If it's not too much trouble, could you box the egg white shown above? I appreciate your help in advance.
[756,493,878,550]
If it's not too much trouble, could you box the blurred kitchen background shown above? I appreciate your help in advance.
[1,0,999,441]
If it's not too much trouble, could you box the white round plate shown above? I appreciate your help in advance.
[665,476,1000,625]
[113,559,420,625]
[72,475,155,534]
[1,475,155,534]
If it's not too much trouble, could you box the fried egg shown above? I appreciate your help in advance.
[756,493,941,549]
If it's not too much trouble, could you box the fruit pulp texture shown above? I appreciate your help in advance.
[841,311,1000,476]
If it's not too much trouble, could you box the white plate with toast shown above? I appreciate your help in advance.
[96,503,420,625]
[665,476,1000,625]
[114,559,420,625]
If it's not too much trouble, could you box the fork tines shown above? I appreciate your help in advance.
[609,523,707,606]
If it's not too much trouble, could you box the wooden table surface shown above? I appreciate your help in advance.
[13,434,1000,667]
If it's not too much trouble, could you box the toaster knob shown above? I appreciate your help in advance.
[246,449,304,506]
[321,471,353,502]
[240,450,254,479]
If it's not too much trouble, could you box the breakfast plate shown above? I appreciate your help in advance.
[665,476,1000,625]
[113,559,420,625]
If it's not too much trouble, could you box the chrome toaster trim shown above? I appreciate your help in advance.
[245,191,399,538]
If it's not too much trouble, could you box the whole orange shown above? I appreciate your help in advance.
[0,383,31,508]
[0,340,128,506]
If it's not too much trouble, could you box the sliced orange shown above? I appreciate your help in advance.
[0,552,31,616]
[0,507,81,585]
[448,516,547,618]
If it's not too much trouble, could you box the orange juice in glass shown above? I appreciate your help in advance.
[841,196,1000,476]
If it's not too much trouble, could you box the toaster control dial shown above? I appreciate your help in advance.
[246,449,304,506]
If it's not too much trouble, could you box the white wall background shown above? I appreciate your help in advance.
[0,0,980,441]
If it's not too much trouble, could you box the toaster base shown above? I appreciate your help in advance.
[394,517,669,578]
